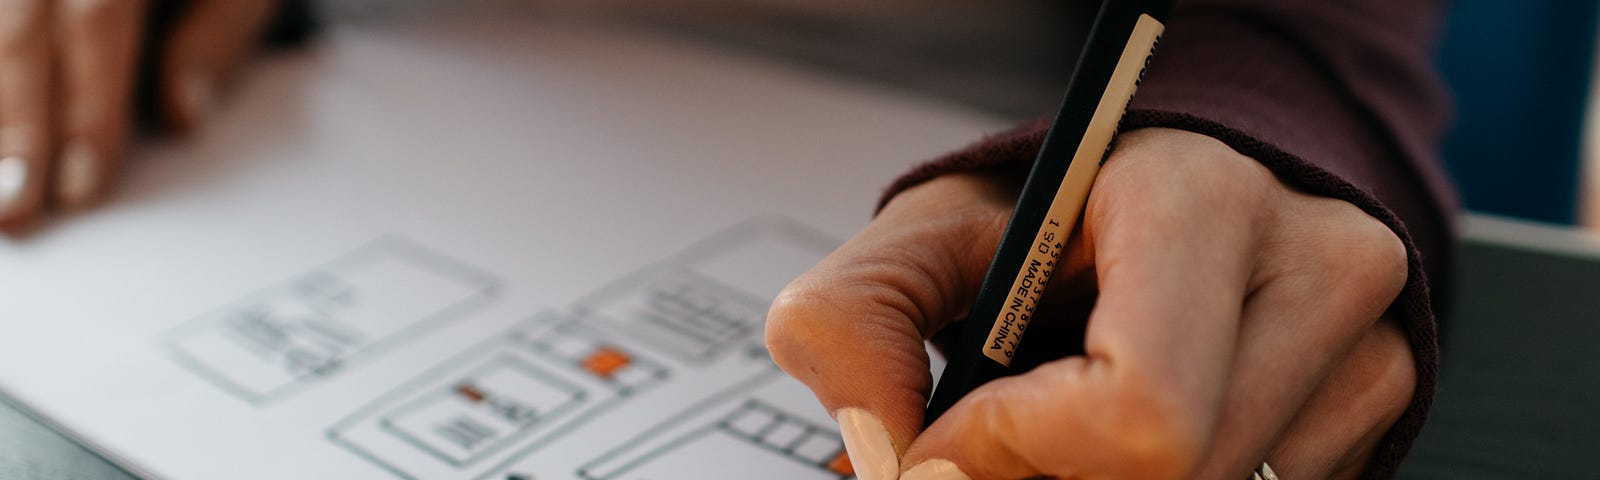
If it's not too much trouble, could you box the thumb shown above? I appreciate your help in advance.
[765,174,1015,480]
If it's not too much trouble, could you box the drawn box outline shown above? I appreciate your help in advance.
[521,322,670,396]
[327,313,671,480]
[160,236,502,406]
[570,216,841,366]
[480,365,850,480]
[380,353,590,468]
[474,361,779,480]
[573,265,769,365]
[578,397,852,480]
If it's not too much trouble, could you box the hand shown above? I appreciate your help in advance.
[766,128,1415,480]
[0,0,279,228]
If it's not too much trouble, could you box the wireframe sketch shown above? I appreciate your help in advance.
[579,266,768,363]
[329,313,670,479]
[164,237,499,404]
[565,370,856,480]
[574,217,842,364]
[330,217,843,480]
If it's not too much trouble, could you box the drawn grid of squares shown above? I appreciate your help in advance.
[566,371,858,480]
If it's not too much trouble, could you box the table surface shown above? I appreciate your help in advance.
[0,397,134,480]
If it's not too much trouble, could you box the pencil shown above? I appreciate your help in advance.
[924,0,1178,424]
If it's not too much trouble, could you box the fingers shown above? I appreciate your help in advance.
[0,0,53,224]
[1269,318,1415,480]
[901,130,1272,480]
[902,355,1188,480]
[53,0,147,208]
[161,0,277,132]
[765,174,1017,480]
[1184,199,1408,479]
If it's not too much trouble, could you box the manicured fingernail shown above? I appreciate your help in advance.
[0,156,28,212]
[900,459,969,480]
[57,140,100,206]
[836,408,898,480]
[180,70,215,122]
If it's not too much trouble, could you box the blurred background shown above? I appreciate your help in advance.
[327,0,1600,229]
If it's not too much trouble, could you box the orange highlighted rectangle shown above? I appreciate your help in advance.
[826,450,854,477]
[582,346,632,378]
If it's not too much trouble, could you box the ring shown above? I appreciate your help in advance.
[1250,462,1280,480]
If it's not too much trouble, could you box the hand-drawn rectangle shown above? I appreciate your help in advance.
[573,217,840,364]
[581,266,769,363]
[381,355,587,465]
[164,237,499,405]
[329,314,669,479]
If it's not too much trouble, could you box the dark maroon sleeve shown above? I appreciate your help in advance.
[880,2,1456,478]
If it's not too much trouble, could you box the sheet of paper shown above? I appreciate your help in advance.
[0,11,1005,480]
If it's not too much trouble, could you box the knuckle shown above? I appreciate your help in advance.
[1335,214,1409,301]
[1296,200,1409,304]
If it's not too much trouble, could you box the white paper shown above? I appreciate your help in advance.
[0,11,1004,480]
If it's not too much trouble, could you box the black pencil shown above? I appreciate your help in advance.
[924,0,1178,424]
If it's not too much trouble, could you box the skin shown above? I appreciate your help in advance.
[766,128,1417,479]
[0,0,278,230]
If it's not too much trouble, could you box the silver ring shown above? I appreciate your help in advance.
[1250,462,1280,480]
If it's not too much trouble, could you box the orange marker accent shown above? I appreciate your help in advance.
[582,346,632,378]
[826,451,855,477]
[456,383,486,403]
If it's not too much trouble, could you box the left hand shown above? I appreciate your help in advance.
[765,128,1417,479]
[0,0,279,229]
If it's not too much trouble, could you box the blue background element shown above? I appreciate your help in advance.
[1437,1,1599,224]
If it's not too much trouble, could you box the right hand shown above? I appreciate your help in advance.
[0,0,279,228]
[765,128,1416,480]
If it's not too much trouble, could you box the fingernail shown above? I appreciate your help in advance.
[836,408,898,480]
[57,140,100,206]
[900,459,970,480]
[0,156,29,212]
[179,70,215,123]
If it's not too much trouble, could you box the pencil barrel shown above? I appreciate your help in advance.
[924,0,1175,425]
